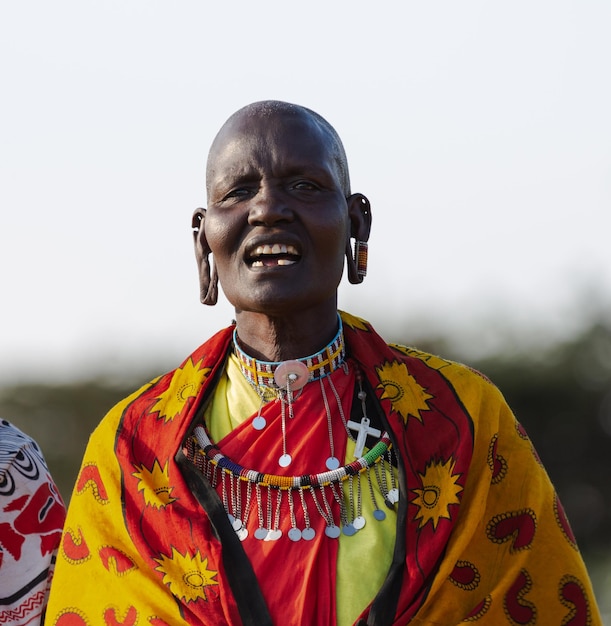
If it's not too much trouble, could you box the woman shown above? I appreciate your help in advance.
[0,419,65,625]
[45,101,601,625]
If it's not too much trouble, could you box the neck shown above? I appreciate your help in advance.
[233,306,340,362]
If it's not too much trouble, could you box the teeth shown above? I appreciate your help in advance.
[253,244,298,256]
[250,258,297,268]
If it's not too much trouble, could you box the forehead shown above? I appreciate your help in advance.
[206,111,342,189]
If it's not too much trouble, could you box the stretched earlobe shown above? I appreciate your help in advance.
[192,208,219,306]
[346,194,372,285]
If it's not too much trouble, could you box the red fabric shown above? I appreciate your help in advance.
[113,322,475,625]
[217,365,354,625]
[0,420,66,625]
[47,315,600,624]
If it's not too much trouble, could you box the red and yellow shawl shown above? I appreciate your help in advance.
[45,312,601,625]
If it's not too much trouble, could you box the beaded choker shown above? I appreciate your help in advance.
[233,315,346,389]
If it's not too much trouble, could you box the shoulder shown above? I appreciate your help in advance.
[88,376,164,446]
[0,418,37,447]
[0,418,47,477]
[391,343,496,385]
[89,325,235,452]
[343,309,504,408]
[389,343,508,412]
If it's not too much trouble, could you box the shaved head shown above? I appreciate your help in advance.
[206,100,351,196]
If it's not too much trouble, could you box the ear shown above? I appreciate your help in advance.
[192,207,218,305]
[345,194,372,284]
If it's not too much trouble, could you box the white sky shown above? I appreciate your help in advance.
[1,0,610,384]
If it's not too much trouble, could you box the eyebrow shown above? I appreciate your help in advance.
[212,161,339,187]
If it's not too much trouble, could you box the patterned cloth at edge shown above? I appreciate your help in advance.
[1,419,66,626]
[44,312,602,625]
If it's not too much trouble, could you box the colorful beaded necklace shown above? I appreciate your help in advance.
[233,316,351,468]
[232,316,346,389]
[186,424,398,542]
[185,316,399,542]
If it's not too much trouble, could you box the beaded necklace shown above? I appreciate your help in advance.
[186,317,399,542]
[233,317,346,388]
[233,316,349,468]
[188,425,395,541]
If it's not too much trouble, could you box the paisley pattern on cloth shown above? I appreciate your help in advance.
[45,313,602,625]
[0,419,66,625]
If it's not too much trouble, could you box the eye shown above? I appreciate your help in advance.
[292,180,320,191]
[223,187,254,201]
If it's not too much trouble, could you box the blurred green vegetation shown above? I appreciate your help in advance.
[1,318,610,608]
[412,319,611,557]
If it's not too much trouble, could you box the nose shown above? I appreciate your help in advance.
[247,183,293,226]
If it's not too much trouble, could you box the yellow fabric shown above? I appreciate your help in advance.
[45,380,197,625]
[206,354,397,626]
[337,438,396,626]
[386,344,602,624]
[44,317,602,625]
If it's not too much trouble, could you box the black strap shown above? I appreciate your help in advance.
[351,375,407,626]
[176,452,273,626]
[176,354,273,626]
[176,362,407,626]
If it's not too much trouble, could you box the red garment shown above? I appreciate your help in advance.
[212,363,355,625]
[45,313,602,625]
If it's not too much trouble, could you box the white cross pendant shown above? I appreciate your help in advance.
[347,416,381,458]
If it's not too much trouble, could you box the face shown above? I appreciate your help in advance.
[201,110,354,317]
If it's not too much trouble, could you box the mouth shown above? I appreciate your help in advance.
[247,243,301,268]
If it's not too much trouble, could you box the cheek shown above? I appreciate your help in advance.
[204,216,234,258]
[315,218,350,259]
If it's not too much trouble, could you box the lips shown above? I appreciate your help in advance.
[247,243,301,268]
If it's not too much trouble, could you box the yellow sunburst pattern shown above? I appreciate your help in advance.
[412,457,463,530]
[340,310,370,332]
[376,360,433,424]
[133,460,176,509]
[150,358,210,423]
[154,548,219,603]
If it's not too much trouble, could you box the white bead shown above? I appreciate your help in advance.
[252,416,266,430]
[325,525,341,539]
[325,456,340,470]
[278,453,292,467]
[265,529,282,541]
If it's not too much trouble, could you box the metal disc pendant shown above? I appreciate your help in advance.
[227,513,236,525]
[302,527,316,541]
[236,526,248,541]
[232,518,243,532]
[325,525,341,539]
[265,529,282,541]
[353,515,366,530]
[254,528,268,540]
[288,528,302,542]
[278,453,292,467]
[274,360,310,390]
[342,523,357,537]
[387,488,399,504]
[252,416,266,430]
[325,456,340,470]
[373,509,387,521]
